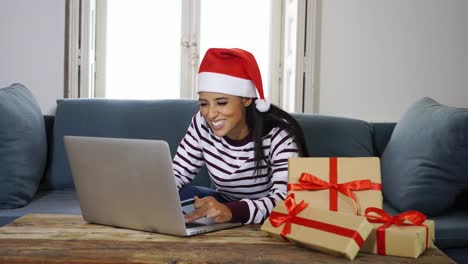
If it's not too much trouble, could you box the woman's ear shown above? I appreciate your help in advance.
[242,97,253,107]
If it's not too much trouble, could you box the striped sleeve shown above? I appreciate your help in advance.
[172,113,206,190]
[241,129,299,224]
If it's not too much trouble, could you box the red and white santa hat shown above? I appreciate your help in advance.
[196,48,271,112]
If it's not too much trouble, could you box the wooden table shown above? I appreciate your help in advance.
[0,214,455,264]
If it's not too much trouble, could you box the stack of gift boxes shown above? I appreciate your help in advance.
[261,157,435,260]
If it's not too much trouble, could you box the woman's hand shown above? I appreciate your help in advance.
[184,196,232,223]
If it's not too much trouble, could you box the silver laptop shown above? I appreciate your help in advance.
[64,136,242,236]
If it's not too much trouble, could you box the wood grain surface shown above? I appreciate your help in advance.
[0,214,455,264]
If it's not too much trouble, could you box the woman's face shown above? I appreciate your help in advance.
[198,92,252,140]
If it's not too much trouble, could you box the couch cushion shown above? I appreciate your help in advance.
[0,189,80,218]
[443,248,468,264]
[47,99,209,189]
[292,114,375,157]
[381,97,468,216]
[0,83,47,208]
[433,209,468,249]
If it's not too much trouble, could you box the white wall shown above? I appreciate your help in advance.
[318,0,468,122]
[0,0,65,114]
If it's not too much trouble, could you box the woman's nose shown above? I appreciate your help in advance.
[207,106,218,119]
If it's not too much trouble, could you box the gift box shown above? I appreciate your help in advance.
[360,207,435,258]
[261,193,373,260]
[288,157,382,215]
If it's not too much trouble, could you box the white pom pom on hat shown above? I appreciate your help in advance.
[255,98,270,112]
[196,48,271,112]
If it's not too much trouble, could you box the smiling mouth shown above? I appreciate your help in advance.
[211,120,225,130]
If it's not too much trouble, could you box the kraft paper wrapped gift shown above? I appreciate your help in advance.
[360,207,435,258]
[288,157,382,215]
[261,193,373,260]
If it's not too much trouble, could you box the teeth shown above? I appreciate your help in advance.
[212,120,224,127]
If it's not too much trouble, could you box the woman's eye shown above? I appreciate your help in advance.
[199,103,207,107]
[217,101,228,106]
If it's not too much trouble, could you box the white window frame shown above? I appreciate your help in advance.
[67,0,96,99]
[303,0,321,113]
[268,0,284,107]
[281,0,321,113]
[180,0,201,99]
[94,0,106,98]
[293,0,307,113]
[68,0,321,114]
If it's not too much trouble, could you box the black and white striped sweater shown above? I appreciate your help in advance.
[172,111,299,224]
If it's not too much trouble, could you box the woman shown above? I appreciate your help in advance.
[173,48,308,225]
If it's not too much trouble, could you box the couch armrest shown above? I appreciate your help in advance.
[372,122,396,157]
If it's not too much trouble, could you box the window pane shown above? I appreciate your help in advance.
[283,0,298,112]
[199,0,271,98]
[105,0,181,99]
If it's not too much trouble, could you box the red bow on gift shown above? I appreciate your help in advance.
[268,193,366,247]
[288,157,381,214]
[365,207,429,255]
[268,193,308,239]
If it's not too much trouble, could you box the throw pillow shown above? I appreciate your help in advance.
[0,83,47,208]
[381,97,468,216]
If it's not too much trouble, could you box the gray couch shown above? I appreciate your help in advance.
[0,98,467,263]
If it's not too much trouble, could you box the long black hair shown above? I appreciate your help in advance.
[245,99,309,175]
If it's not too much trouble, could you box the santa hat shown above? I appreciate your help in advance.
[196,48,271,112]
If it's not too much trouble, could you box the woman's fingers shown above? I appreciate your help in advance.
[184,196,232,223]
[185,196,218,222]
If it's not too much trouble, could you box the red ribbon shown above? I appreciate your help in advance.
[268,193,365,248]
[288,157,382,214]
[365,207,429,255]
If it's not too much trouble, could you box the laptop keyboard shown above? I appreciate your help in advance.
[185,222,206,229]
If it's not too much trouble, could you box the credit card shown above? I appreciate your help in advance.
[181,198,195,215]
